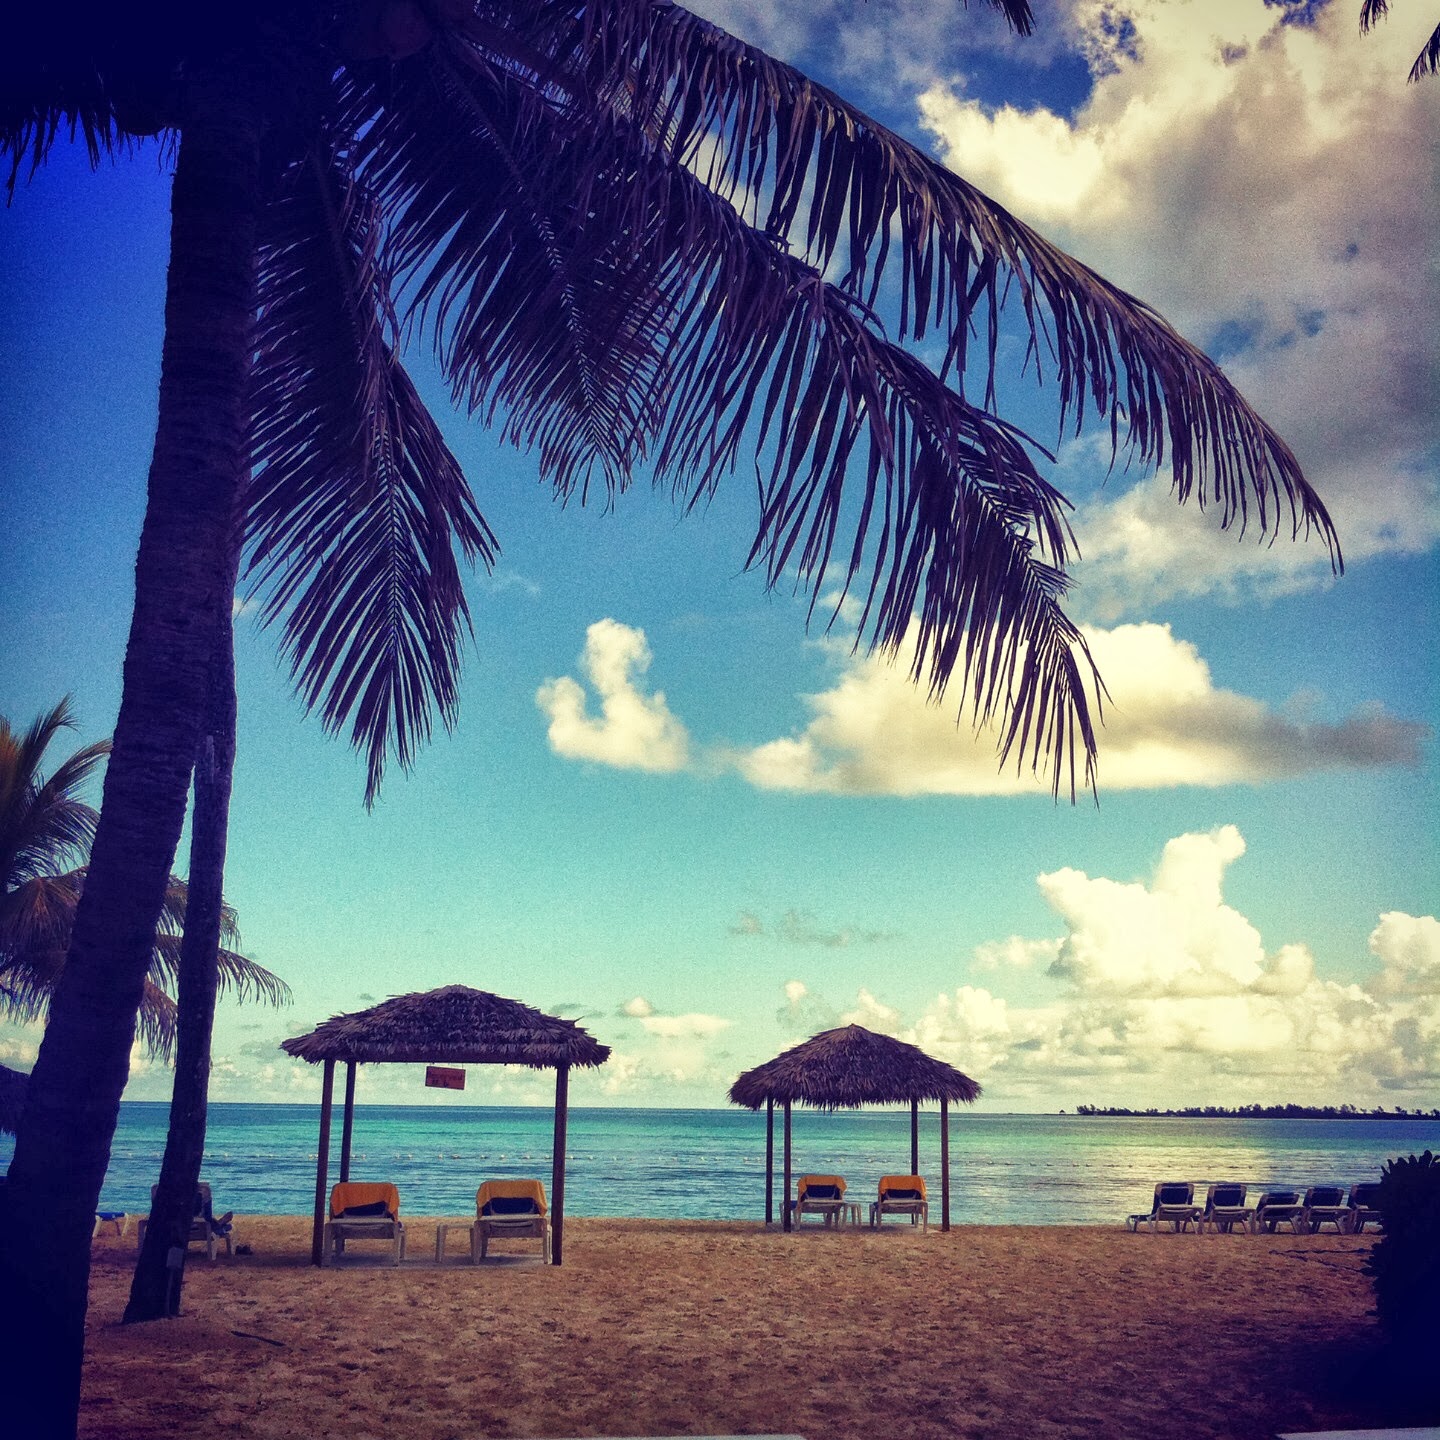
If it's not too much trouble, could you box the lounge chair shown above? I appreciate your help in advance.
[136,1183,233,1260]
[324,1181,405,1265]
[1345,1181,1383,1234]
[793,1174,848,1226]
[1198,1182,1254,1234]
[474,1179,550,1263]
[1126,1182,1201,1233]
[1300,1184,1349,1234]
[1254,1189,1307,1233]
[870,1175,928,1231]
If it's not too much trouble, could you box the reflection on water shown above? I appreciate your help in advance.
[4,1104,1435,1225]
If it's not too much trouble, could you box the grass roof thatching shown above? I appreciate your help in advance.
[728,1024,980,1111]
[0,1061,29,1135]
[280,985,610,1070]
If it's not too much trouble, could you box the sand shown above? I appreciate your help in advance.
[80,1216,1408,1440]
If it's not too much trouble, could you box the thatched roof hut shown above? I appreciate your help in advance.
[0,1062,28,1136]
[281,985,610,1069]
[281,985,609,1266]
[728,1024,980,1110]
[728,1025,981,1233]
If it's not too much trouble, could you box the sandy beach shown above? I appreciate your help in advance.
[77,1216,1417,1440]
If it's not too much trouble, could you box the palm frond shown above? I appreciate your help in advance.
[512,0,1338,559]
[1358,0,1440,78]
[359,38,1100,792]
[1410,19,1440,76]
[246,134,498,804]
[147,933,292,1008]
[1359,0,1392,31]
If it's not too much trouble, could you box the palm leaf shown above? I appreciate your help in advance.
[522,0,1338,556]
[355,38,1102,792]
[1360,1,1440,78]
[246,134,498,804]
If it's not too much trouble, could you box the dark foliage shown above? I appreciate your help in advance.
[1367,1150,1440,1366]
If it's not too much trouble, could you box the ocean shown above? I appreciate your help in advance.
[6,1103,1436,1225]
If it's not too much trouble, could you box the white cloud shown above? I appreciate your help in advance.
[620,995,656,1018]
[833,828,1440,1104]
[1369,912,1440,997]
[918,0,1440,606]
[732,620,1425,794]
[536,619,690,772]
[639,1012,733,1039]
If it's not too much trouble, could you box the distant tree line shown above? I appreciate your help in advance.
[1073,1103,1440,1119]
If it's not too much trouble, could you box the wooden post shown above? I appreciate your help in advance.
[339,1061,357,1182]
[941,1097,951,1233]
[310,1058,335,1266]
[910,1098,919,1176]
[765,1098,774,1226]
[782,1100,793,1233]
[551,1065,569,1266]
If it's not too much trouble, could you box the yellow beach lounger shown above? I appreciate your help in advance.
[474,1179,550,1263]
[324,1181,405,1265]
[871,1175,928,1231]
[794,1174,848,1226]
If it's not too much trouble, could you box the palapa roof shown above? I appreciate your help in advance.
[0,1062,28,1135]
[280,985,610,1069]
[728,1024,981,1110]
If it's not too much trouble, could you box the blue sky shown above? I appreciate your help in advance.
[1,0,1436,1112]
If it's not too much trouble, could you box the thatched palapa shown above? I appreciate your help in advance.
[282,985,609,1266]
[280,984,610,1069]
[0,1061,28,1135]
[728,1024,980,1111]
[729,1024,981,1232]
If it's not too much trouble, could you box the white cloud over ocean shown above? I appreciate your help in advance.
[546,619,1423,794]
[792,826,1440,1106]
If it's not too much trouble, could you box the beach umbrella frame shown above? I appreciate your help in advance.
[281,985,609,1265]
[728,1024,981,1232]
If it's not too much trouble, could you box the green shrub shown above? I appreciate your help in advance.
[1366,1150,1440,1355]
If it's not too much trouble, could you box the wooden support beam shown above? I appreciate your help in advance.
[310,1058,335,1266]
[782,1100,793,1233]
[910,1098,919,1176]
[941,1097,951,1233]
[338,1061,357,1183]
[765,1098,774,1226]
[551,1065,570,1266]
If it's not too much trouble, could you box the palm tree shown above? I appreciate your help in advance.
[1360,1,1440,80]
[0,699,289,1056]
[1,3,1340,1432]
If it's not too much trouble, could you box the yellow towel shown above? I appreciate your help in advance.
[797,1174,846,1199]
[329,1181,400,1219]
[476,1178,548,1215]
[878,1174,926,1200]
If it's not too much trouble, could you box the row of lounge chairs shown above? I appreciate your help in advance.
[1127,1181,1383,1235]
[790,1174,930,1229]
[323,1178,551,1265]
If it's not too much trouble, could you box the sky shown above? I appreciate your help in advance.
[1,0,1436,1114]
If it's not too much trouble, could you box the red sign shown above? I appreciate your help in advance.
[425,1065,466,1090]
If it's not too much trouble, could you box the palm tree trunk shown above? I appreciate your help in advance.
[0,86,261,1438]
[123,506,241,1325]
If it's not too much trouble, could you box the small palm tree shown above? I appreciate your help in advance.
[0,699,289,1059]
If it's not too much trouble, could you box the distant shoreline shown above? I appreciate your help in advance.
[1071,1104,1440,1120]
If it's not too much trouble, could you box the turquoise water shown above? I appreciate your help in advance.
[6,1103,1436,1224]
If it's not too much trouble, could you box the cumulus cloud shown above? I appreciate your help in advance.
[917,0,1440,606]
[733,621,1425,795]
[536,619,690,772]
[831,827,1440,1104]
[619,995,656,1018]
